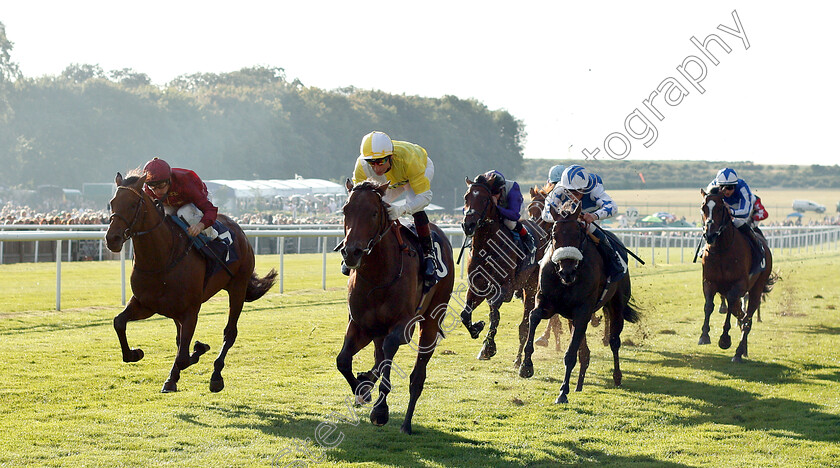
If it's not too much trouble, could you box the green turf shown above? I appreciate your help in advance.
[1,251,838,467]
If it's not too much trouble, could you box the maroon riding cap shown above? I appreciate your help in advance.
[143,157,171,183]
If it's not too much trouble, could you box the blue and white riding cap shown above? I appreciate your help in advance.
[715,168,739,186]
[560,165,591,192]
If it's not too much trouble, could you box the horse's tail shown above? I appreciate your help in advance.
[245,268,278,302]
[761,270,781,301]
[623,296,642,324]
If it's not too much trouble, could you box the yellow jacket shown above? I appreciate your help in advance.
[353,140,430,193]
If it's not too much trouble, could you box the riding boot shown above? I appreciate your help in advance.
[521,230,536,265]
[593,228,626,283]
[737,224,765,275]
[419,234,437,279]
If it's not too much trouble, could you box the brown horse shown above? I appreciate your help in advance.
[699,188,775,362]
[527,186,605,349]
[105,172,277,393]
[519,200,640,404]
[337,180,455,434]
[459,174,548,365]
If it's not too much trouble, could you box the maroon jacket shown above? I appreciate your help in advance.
[144,168,218,228]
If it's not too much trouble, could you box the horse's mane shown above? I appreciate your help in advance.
[121,175,143,186]
[708,186,721,195]
[535,185,553,196]
[352,180,383,192]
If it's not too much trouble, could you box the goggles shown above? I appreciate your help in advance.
[367,156,390,167]
[147,179,170,189]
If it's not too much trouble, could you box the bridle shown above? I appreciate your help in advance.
[550,211,588,275]
[463,183,495,233]
[703,195,731,244]
[109,186,164,241]
[345,186,393,256]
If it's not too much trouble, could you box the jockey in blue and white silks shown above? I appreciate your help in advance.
[541,164,626,282]
[706,167,765,274]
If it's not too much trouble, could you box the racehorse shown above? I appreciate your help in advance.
[105,172,277,393]
[526,186,607,349]
[337,180,455,434]
[459,174,549,366]
[519,200,640,404]
[699,188,776,362]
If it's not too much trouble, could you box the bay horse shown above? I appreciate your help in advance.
[459,174,549,365]
[105,172,277,393]
[526,186,606,349]
[699,188,775,362]
[519,200,640,404]
[337,180,455,435]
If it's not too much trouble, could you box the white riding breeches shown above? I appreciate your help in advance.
[165,203,218,239]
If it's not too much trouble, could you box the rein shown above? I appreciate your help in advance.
[109,186,165,240]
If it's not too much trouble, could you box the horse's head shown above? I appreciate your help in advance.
[461,175,497,236]
[548,199,586,286]
[105,172,157,252]
[340,179,390,269]
[527,185,550,221]
[701,187,731,245]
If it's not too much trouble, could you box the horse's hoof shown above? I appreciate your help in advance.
[555,394,569,404]
[400,423,413,435]
[161,381,177,393]
[519,363,534,379]
[209,379,224,393]
[534,336,549,347]
[370,405,389,426]
[590,315,602,327]
[468,321,485,339]
[193,341,211,355]
[477,341,496,360]
[124,348,144,363]
[698,335,711,345]
[732,355,743,363]
[719,335,732,350]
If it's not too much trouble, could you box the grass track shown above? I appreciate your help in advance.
[1,252,839,467]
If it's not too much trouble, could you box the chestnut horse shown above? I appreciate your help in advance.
[337,180,455,434]
[105,173,277,393]
[459,174,550,365]
[699,188,775,362]
[519,200,640,404]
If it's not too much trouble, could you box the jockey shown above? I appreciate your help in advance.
[347,131,437,280]
[142,157,219,239]
[541,164,626,283]
[485,170,536,264]
[706,167,765,274]
[547,164,565,187]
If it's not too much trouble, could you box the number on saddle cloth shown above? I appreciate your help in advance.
[170,216,237,269]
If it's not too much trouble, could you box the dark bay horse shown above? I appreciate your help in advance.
[105,173,277,393]
[337,180,455,435]
[699,188,776,362]
[459,174,547,365]
[519,201,640,404]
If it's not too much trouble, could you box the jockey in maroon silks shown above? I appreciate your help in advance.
[142,157,219,239]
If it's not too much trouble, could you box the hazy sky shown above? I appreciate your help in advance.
[3,1,838,165]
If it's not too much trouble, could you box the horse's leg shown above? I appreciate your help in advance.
[401,319,440,435]
[355,337,385,405]
[162,310,199,393]
[336,321,374,404]
[477,302,501,360]
[534,316,554,347]
[514,289,536,368]
[208,287,246,393]
[574,327,591,392]
[370,318,414,427]
[518,301,553,378]
[552,315,564,351]
[606,302,627,387]
[699,282,716,345]
[113,298,154,363]
[719,292,739,350]
[556,312,590,404]
[460,295,486,340]
[734,289,760,362]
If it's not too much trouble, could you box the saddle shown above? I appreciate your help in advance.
[401,223,448,291]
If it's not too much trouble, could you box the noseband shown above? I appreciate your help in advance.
[551,216,587,272]
[109,186,164,240]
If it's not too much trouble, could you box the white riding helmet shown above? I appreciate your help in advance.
[560,165,589,191]
[715,168,739,186]
[548,165,565,184]
[360,131,394,160]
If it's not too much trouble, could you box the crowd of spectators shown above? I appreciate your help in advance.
[1,202,110,225]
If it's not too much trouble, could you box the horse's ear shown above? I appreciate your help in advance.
[138,174,147,186]
[529,186,538,197]
[700,188,707,198]
[115,172,123,186]
[465,177,473,186]
[375,182,389,196]
[549,205,560,221]
[345,178,353,193]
